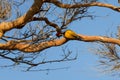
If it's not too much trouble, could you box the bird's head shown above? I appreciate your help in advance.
[56,32,63,37]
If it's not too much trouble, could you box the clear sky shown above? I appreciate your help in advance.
[0,0,120,80]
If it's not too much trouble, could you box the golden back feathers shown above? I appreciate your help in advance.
[63,30,80,39]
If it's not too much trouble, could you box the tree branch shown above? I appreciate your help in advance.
[31,17,61,33]
[0,38,67,52]
[0,34,120,52]
[0,1,119,39]
[45,0,120,11]
[78,34,120,45]
[0,0,44,38]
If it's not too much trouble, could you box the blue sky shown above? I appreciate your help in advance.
[1,0,120,80]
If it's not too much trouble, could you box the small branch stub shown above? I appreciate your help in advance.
[0,30,3,38]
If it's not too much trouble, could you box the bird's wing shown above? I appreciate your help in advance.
[70,32,80,39]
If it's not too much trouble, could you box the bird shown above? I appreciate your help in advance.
[56,29,81,40]
[63,30,81,40]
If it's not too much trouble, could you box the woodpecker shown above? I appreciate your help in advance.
[63,30,81,40]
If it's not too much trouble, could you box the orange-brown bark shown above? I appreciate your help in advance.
[0,38,67,52]
[0,0,44,38]
[0,1,120,52]
[0,34,120,53]
[0,1,120,38]
[78,34,120,45]
[45,1,120,11]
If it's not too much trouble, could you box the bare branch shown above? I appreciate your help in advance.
[0,0,44,38]
[31,17,61,33]
[0,45,77,71]
[0,33,120,53]
[78,34,120,45]
[44,1,120,11]
[0,38,67,52]
[0,0,11,20]
[0,0,120,72]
